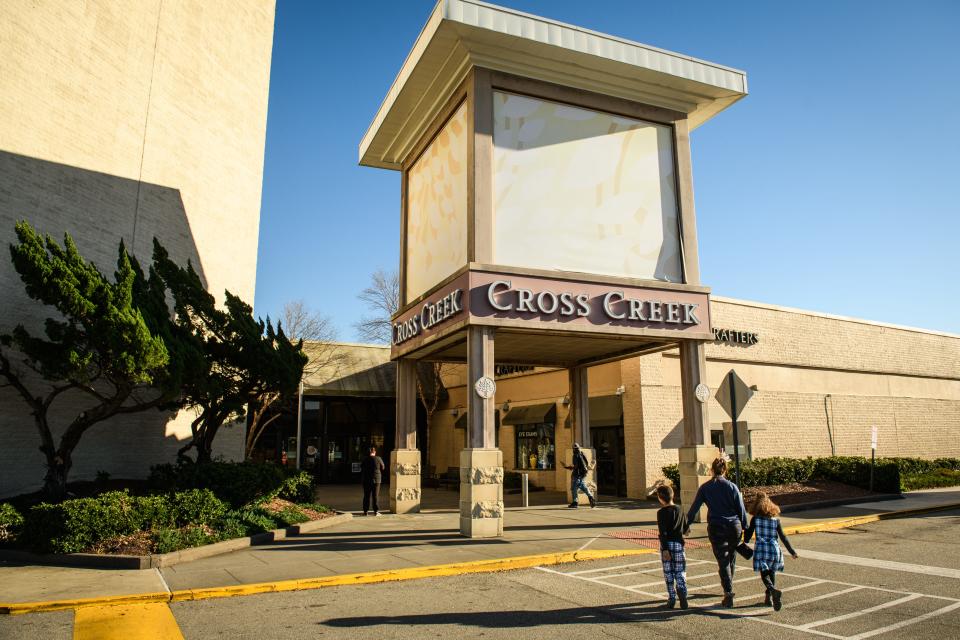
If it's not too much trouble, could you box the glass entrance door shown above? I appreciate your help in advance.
[591,426,626,497]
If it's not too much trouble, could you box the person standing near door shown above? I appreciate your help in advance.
[361,446,385,516]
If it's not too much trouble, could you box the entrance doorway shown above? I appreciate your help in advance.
[591,426,626,497]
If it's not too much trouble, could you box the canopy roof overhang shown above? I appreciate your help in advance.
[359,0,748,170]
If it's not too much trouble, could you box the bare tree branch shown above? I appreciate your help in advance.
[354,268,398,344]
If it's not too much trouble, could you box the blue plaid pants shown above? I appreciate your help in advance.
[662,541,687,600]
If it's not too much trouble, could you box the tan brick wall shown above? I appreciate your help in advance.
[0,1,275,497]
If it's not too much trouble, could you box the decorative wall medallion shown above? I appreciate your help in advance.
[695,383,710,403]
[474,376,496,399]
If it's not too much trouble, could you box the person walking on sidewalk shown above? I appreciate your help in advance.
[685,457,749,608]
[656,485,690,609]
[743,492,798,611]
[564,443,596,508]
[361,446,385,516]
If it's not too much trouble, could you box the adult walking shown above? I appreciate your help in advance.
[563,442,597,508]
[685,457,748,608]
[361,446,385,516]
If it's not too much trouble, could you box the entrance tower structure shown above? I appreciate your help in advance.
[359,0,748,536]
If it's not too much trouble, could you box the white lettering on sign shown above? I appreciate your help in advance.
[393,289,463,345]
[487,282,699,326]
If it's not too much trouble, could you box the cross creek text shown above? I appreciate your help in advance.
[486,280,701,325]
[393,289,464,345]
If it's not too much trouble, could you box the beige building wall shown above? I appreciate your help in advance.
[435,298,960,497]
[0,1,275,497]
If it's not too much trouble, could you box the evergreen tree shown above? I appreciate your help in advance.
[0,222,179,499]
[152,242,307,463]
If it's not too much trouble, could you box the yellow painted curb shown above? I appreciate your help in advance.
[170,548,656,602]
[0,591,169,616]
[783,502,960,536]
[0,549,653,614]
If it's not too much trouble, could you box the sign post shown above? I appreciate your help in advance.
[870,426,878,492]
[715,370,754,488]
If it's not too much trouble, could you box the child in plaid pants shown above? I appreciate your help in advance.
[656,485,690,609]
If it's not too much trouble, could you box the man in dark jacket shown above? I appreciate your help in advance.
[361,446,385,516]
[562,442,597,508]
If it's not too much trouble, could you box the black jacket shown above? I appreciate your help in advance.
[361,455,385,484]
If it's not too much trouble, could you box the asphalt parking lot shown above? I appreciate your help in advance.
[2,508,958,639]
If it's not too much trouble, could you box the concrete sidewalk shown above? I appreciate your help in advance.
[2,487,958,608]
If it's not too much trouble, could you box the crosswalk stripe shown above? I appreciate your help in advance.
[73,602,184,640]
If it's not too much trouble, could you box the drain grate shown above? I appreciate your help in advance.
[607,528,708,549]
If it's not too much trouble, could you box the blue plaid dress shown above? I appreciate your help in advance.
[752,516,784,572]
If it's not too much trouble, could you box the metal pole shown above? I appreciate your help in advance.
[870,449,875,492]
[295,380,304,470]
[729,371,742,487]
[521,473,529,507]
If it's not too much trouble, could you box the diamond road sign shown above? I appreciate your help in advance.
[715,369,753,421]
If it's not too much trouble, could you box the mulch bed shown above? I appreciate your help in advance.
[741,480,881,507]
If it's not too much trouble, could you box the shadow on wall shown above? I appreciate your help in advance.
[0,150,236,499]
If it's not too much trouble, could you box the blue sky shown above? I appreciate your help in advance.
[254,0,960,339]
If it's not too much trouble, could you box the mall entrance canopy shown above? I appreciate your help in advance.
[359,0,748,537]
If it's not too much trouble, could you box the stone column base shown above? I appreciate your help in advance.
[564,448,597,505]
[678,445,718,522]
[459,448,503,538]
[390,449,421,514]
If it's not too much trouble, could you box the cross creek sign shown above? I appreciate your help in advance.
[391,269,712,352]
[393,289,464,345]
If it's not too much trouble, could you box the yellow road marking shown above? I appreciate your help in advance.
[73,602,183,640]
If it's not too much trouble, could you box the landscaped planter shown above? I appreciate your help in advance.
[0,512,352,570]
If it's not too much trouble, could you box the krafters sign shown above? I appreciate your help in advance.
[713,328,758,346]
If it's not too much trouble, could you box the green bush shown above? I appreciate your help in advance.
[152,525,220,554]
[226,507,279,534]
[20,489,231,554]
[663,455,960,495]
[277,471,314,503]
[171,489,228,526]
[273,505,310,526]
[148,461,309,508]
[0,503,24,543]
[24,491,146,553]
[902,468,960,491]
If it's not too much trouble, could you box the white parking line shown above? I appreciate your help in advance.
[797,549,960,580]
[537,561,960,639]
[568,560,662,575]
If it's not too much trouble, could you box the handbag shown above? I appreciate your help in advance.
[736,542,754,559]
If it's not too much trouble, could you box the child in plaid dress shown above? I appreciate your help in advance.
[743,492,798,611]
[656,485,690,609]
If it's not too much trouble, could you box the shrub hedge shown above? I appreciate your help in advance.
[147,461,314,507]
[0,503,24,543]
[662,455,960,495]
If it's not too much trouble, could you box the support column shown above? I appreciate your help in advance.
[566,366,596,505]
[460,326,502,537]
[391,358,421,514]
[678,340,714,521]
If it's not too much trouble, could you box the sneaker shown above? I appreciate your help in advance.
[374,512,382,517]
[764,589,772,607]
[771,589,782,611]
[362,512,368,516]
[678,593,688,610]
[589,498,597,508]
[721,593,734,608]
[664,599,676,609]
[568,503,579,508]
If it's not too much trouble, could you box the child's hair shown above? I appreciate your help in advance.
[711,457,728,477]
[749,492,781,517]
[656,485,674,503]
